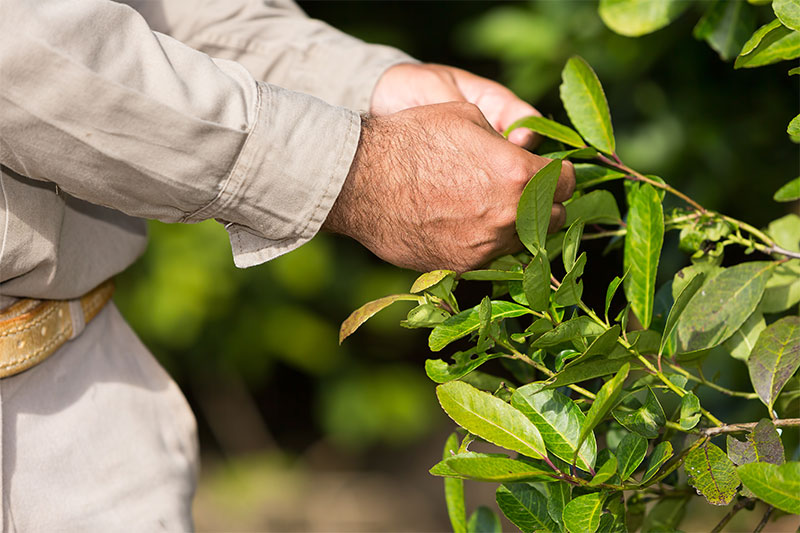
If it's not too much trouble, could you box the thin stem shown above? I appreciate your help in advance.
[703,418,800,437]
[711,498,755,533]
[753,506,773,533]
[666,362,759,399]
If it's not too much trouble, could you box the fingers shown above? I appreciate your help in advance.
[549,203,566,234]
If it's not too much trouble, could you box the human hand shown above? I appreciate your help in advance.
[371,63,541,148]
[323,103,575,272]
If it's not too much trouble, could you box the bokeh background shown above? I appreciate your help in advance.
[114,1,800,531]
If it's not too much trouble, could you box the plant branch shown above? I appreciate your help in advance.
[711,498,755,533]
[665,362,759,399]
[753,506,773,533]
[702,418,800,437]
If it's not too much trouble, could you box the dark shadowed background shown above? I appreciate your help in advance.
[114,1,799,530]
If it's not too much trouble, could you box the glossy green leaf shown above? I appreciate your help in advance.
[563,493,604,533]
[443,433,467,533]
[532,316,606,348]
[589,453,618,486]
[723,312,765,361]
[616,433,648,481]
[564,325,622,370]
[789,114,800,136]
[563,218,585,272]
[339,294,420,343]
[641,441,673,484]
[517,159,564,254]
[575,164,626,190]
[434,452,556,483]
[467,506,502,533]
[425,351,504,384]
[411,270,456,293]
[624,183,664,330]
[461,270,523,281]
[761,261,800,313]
[512,384,597,472]
[748,315,800,411]
[739,19,783,55]
[496,483,559,533]
[694,0,757,60]
[679,392,702,430]
[565,190,623,227]
[560,56,615,154]
[506,115,585,148]
[554,253,587,307]
[546,482,571,529]
[605,272,627,323]
[436,382,547,460]
[599,0,690,37]
[429,301,533,352]
[737,462,800,514]
[735,20,800,68]
[660,273,704,357]
[613,387,666,439]
[545,357,634,389]
[774,0,800,31]
[523,251,551,313]
[685,441,740,506]
[641,496,688,532]
[774,176,800,201]
[727,419,786,467]
[576,364,630,457]
[676,261,775,353]
[540,147,599,160]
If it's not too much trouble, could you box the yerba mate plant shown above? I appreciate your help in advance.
[340,12,800,531]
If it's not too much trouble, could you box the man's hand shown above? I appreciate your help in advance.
[324,103,575,273]
[371,63,541,148]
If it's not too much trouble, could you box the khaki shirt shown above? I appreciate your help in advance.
[0,0,412,306]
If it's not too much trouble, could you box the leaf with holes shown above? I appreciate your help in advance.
[425,350,504,384]
[685,441,740,506]
[727,419,786,468]
[339,294,421,343]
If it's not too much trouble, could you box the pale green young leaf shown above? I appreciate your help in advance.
[467,506,502,533]
[434,452,556,483]
[723,312,765,361]
[563,493,604,533]
[747,315,800,411]
[411,270,456,294]
[425,350,504,384]
[599,0,690,37]
[589,454,618,486]
[545,357,634,389]
[576,364,630,457]
[560,56,615,154]
[461,270,523,281]
[676,261,775,353]
[443,433,467,533]
[735,22,800,68]
[788,114,800,135]
[774,0,800,31]
[429,301,533,352]
[517,159,563,254]
[339,294,421,343]
[641,496,689,532]
[496,483,559,533]
[694,0,757,61]
[737,462,800,514]
[554,253,587,307]
[613,387,666,439]
[659,272,705,356]
[523,251,551,313]
[532,316,606,348]
[436,382,547,460]
[616,433,648,481]
[512,384,597,472]
[773,175,800,201]
[641,441,673,484]
[624,183,664,330]
[767,213,800,251]
[685,441,740,506]
[565,190,623,227]
[679,392,702,430]
[563,218,585,272]
[761,261,800,313]
[564,325,622,370]
[575,164,626,190]
[605,272,627,323]
[505,115,585,148]
[739,19,783,56]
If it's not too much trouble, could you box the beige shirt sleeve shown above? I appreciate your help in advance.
[0,0,406,271]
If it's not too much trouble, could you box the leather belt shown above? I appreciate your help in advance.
[0,279,114,378]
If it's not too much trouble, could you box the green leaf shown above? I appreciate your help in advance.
[436,382,547,460]
[768,214,800,252]
[339,294,420,343]
[641,441,673,484]
[563,493,604,533]
[737,462,800,514]
[723,311,765,361]
[532,316,606,348]
[676,261,775,353]
[790,66,800,74]
[429,301,533,352]
[694,0,757,61]
[511,317,553,343]
[565,190,623,227]
[425,350,504,384]
[679,392,702,431]
[747,315,800,411]
[461,270,523,281]
[599,0,690,37]
[411,270,456,293]
[613,387,666,439]
[774,0,800,31]
[685,441,740,506]
[599,494,627,533]
[616,433,648,481]
[624,183,664,330]
[467,506,502,533]
[563,218,585,272]
[506,115,585,148]
[789,115,800,136]
[560,56,615,155]
[605,272,627,323]
[589,454,618,486]
[517,159,564,254]
[575,164,626,190]
[659,273,705,356]
[545,357,634,389]
[739,18,783,56]
[554,253,587,307]
[435,452,556,483]
[576,364,630,457]
[564,325,622,370]
[735,20,800,68]
[403,303,450,328]
[540,147,599,160]
[443,433,467,533]
[546,482,571,529]
[512,384,597,472]
[761,261,800,313]
[641,496,689,532]
[524,251,552,313]
[496,483,559,533]
[727,419,786,467]
[774,176,800,201]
